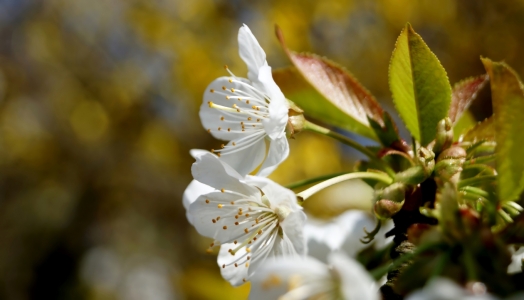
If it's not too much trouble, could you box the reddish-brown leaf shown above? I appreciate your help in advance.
[275,26,384,129]
[449,74,489,124]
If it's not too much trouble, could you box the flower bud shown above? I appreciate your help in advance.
[375,182,406,202]
[433,117,453,153]
[435,145,467,185]
[393,147,435,185]
[374,199,404,220]
[286,100,305,138]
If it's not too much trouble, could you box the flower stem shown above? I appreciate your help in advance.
[285,172,348,190]
[296,172,392,202]
[303,121,395,178]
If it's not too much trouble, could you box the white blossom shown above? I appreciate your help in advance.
[249,252,380,300]
[507,246,524,274]
[184,151,306,286]
[405,278,498,300]
[200,24,289,177]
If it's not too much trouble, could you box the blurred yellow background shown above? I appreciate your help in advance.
[0,0,523,299]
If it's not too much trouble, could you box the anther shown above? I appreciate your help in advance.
[235,215,239,219]
[226,96,230,100]
[205,199,210,204]
[253,237,257,241]
[234,240,237,244]
[212,219,216,223]
[232,142,236,146]
[235,222,239,225]
[210,89,214,93]
[257,119,260,122]
[231,88,235,92]
[207,129,211,133]
[229,79,233,83]
[210,243,214,247]
[246,100,250,104]
[223,226,227,230]
[230,201,235,205]
[243,278,246,283]
[217,216,221,221]
[221,144,225,149]
[248,117,252,121]
[240,122,244,125]
[245,214,250,217]
[221,189,225,193]
[246,248,251,253]
[208,101,213,107]
[247,256,250,260]
[235,263,238,267]
[244,228,249,233]
[224,65,228,69]
[218,204,223,208]
[227,128,231,132]
[222,264,225,268]
[218,127,221,131]
[245,263,249,267]
[220,116,224,121]
[216,153,221,157]
[222,86,226,90]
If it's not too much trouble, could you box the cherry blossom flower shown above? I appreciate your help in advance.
[508,246,524,274]
[184,151,306,286]
[249,252,380,300]
[200,24,289,177]
[405,278,498,300]
[306,210,393,262]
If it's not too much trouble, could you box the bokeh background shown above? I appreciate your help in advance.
[0,0,523,299]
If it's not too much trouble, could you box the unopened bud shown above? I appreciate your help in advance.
[436,145,467,162]
[286,100,305,138]
[433,117,453,153]
[435,145,467,185]
[374,199,404,220]
[375,182,406,202]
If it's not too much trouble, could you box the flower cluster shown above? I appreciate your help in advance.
[184,23,524,299]
[183,25,384,297]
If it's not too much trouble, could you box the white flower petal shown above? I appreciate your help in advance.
[249,256,330,300]
[405,278,498,300]
[245,175,299,210]
[329,252,380,300]
[191,152,258,195]
[238,24,267,83]
[188,192,259,242]
[201,77,262,141]
[218,243,250,286]
[219,137,266,177]
[508,246,524,274]
[183,180,214,225]
[280,211,307,256]
[256,135,289,177]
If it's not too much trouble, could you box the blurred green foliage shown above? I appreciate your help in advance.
[0,0,523,299]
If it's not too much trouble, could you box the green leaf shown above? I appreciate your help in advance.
[449,74,489,124]
[274,27,384,141]
[368,112,405,149]
[481,58,524,202]
[462,117,495,143]
[389,23,452,146]
[453,110,477,141]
